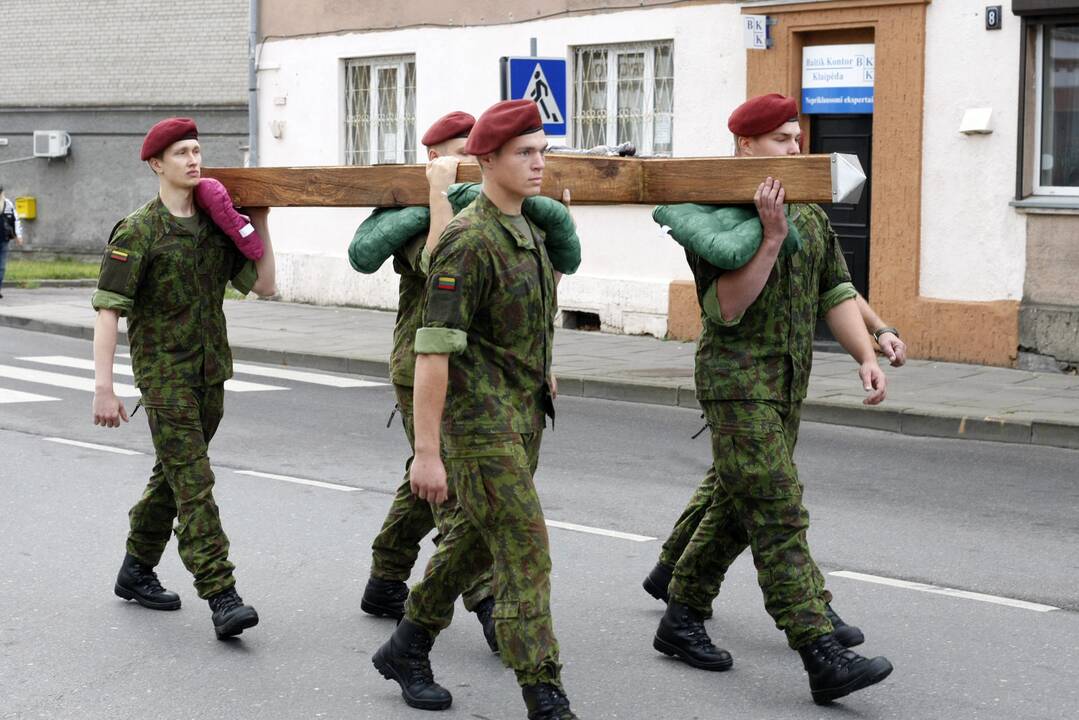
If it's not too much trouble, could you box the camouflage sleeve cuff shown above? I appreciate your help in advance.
[818,281,858,318]
[419,247,431,275]
[415,327,467,354]
[91,289,133,316]
[231,260,257,296]
[702,279,743,327]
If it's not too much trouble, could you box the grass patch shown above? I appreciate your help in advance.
[224,287,249,301]
[6,257,100,281]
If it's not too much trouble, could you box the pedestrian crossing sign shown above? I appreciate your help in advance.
[500,56,568,137]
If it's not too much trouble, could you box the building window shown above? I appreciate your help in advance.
[572,41,674,156]
[1033,23,1079,194]
[344,55,416,165]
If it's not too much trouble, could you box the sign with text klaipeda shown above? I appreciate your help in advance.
[802,44,875,115]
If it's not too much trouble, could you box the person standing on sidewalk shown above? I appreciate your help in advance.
[358,111,499,652]
[0,185,25,299]
[649,94,894,705]
[90,117,277,640]
[372,100,577,719]
[642,294,906,645]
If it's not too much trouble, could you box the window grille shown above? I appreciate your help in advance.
[344,55,416,165]
[572,41,674,155]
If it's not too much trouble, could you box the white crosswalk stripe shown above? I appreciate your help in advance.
[0,363,141,397]
[230,362,385,388]
[17,356,287,393]
[0,388,60,404]
[0,355,386,404]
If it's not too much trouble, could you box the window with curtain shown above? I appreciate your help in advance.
[1036,23,1079,192]
[344,55,416,166]
[572,41,674,155]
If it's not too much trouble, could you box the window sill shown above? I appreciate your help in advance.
[1011,197,1079,215]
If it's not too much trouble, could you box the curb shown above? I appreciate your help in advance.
[0,279,98,289]
[2,313,1077,451]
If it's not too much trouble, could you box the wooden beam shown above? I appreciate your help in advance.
[203,154,852,208]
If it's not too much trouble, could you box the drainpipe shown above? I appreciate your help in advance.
[248,0,259,167]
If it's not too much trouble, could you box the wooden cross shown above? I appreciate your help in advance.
[204,153,866,207]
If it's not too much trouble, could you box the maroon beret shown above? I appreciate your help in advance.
[140,117,199,161]
[464,100,543,156]
[727,94,799,137]
[421,111,476,148]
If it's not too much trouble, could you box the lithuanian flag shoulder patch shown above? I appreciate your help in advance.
[436,275,457,292]
[109,248,130,263]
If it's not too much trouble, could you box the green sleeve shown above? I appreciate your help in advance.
[90,289,134,315]
[414,327,468,354]
[818,281,858,317]
[701,278,744,327]
[418,225,488,354]
[230,260,258,296]
[91,221,145,317]
[817,209,853,297]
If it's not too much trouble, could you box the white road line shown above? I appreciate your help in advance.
[0,388,60,404]
[222,379,288,393]
[233,470,360,493]
[43,437,144,456]
[545,519,655,543]
[231,362,387,388]
[17,356,286,393]
[830,570,1059,613]
[0,364,140,397]
[232,471,654,542]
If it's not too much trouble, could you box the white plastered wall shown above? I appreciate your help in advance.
[256,4,746,336]
[919,0,1026,302]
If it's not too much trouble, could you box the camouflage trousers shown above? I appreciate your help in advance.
[126,384,235,600]
[668,400,833,649]
[657,403,832,610]
[368,385,493,611]
[405,431,562,688]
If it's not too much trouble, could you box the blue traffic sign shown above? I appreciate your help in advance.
[500,56,568,136]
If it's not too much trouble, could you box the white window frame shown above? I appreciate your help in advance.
[1032,25,1079,196]
[343,54,416,166]
[570,40,674,156]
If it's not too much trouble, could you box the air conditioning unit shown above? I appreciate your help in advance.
[33,130,72,158]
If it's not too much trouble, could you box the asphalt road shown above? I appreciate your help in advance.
[2,326,1077,720]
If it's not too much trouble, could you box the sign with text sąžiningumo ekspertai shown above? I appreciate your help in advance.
[801,44,874,114]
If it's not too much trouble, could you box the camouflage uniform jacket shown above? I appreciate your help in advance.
[389,234,427,388]
[91,196,257,389]
[689,203,856,403]
[415,192,556,435]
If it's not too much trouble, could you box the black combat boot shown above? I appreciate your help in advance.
[825,603,865,648]
[473,596,499,654]
[361,576,409,620]
[114,553,181,610]
[797,634,893,704]
[653,601,733,671]
[522,683,577,720]
[207,587,259,639]
[642,562,673,602]
[372,619,453,711]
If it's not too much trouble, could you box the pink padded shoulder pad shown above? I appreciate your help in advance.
[194,178,264,260]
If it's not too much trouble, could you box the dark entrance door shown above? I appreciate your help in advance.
[809,114,872,341]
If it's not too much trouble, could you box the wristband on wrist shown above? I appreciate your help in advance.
[873,326,899,342]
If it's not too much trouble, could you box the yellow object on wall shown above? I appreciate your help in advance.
[15,196,36,220]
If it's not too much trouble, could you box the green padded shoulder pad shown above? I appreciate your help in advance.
[348,206,431,274]
[653,203,801,270]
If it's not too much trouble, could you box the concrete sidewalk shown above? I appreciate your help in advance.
[1,286,1077,450]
